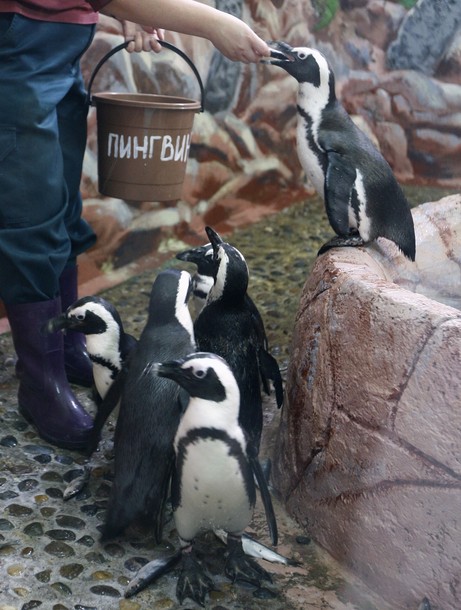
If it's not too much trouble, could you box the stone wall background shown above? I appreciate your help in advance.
[80,0,461,271]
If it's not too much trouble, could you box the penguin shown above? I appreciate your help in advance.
[101,268,196,543]
[267,41,416,260]
[177,240,284,406]
[154,352,272,606]
[44,295,138,458]
[176,243,215,318]
[193,226,280,545]
[45,295,137,402]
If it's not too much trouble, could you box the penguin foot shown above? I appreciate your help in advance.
[177,550,215,607]
[225,535,272,587]
[318,233,365,256]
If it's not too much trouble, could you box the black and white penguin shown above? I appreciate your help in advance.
[193,226,281,545]
[177,240,283,407]
[45,295,137,402]
[176,242,214,318]
[155,352,272,606]
[267,41,416,260]
[101,268,196,543]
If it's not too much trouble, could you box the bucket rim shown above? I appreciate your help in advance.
[92,91,202,110]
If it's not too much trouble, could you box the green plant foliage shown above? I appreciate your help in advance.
[313,0,340,31]
[398,0,418,8]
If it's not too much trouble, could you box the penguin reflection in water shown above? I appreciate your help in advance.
[148,352,272,606]
[267,42,416,260]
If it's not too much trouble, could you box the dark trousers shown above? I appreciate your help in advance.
[0,13,97,304]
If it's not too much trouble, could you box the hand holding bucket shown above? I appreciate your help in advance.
[88,41,204,202]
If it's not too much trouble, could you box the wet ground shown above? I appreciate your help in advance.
[0,186,457,610]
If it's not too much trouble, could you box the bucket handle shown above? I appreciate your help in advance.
[87,39,205,112]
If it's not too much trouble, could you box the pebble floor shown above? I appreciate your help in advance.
[0,188,455,610]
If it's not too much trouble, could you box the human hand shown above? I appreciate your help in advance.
[207,13,270,63]
[121,21,165,53]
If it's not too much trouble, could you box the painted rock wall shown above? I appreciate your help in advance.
[273,195,461,609]
[80,1,461,271]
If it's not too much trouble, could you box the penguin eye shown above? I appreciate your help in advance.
[193,368,206,379]
[297,51,309,60]
[76,313,85,321]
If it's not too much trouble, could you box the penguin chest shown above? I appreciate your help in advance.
[296,116,326,196]
[175,437,252,541]
[93,364,115,399]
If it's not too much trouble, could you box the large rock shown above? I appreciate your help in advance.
[387,0,461,74]
[273,194,461,609]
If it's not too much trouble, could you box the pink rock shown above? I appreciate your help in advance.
[351,0,406,50]
[274,196,461,609]
[373,121,413,180]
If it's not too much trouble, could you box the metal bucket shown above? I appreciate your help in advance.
[88,41,204,202]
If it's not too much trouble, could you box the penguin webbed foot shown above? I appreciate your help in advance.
[225,534,272,587]
[177,549,216,607]
[318,231,365,256]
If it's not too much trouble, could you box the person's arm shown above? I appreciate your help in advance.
[92,0,270,62]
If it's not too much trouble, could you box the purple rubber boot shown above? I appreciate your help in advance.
[6,298,94,450]
[59,265,93,387]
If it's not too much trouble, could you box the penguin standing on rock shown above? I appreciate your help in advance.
[193,226,281,546]
[267,41,416,260]
[101,269,196,543]
[154,352,272,607]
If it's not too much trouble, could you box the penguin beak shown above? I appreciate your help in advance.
[176,245,208,264]
[42,313,71,335]
[154,359,182,382]
[264,41,295,66]
[42,312,86,335]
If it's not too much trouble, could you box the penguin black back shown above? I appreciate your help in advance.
[268,42,416,261]
[102,269,195,543]
[194,227,262,455]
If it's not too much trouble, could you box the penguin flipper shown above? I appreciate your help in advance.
[250,456,278,546]
[324,151,357,236]
[258,348,284,408]
[87,369,126,455]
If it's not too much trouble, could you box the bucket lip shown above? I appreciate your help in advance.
[92,91,201,110]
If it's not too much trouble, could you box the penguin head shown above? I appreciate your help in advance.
[44,295,122,337]
[154,352,240,409]
[267,41,335,99]
[205,226,249,303]
[176,242,214,277]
